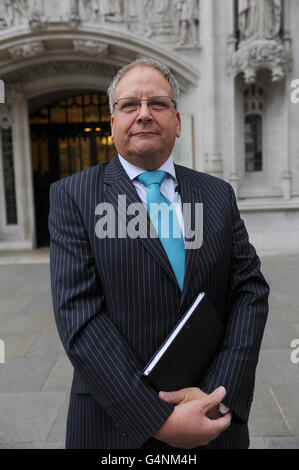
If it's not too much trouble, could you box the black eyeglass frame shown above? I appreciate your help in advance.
[113,96,177,111]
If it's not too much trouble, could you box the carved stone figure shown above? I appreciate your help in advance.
[100,0,123,22]
[175,0,199,46]
[229,0,290,84]
[130,0,154,36]
[11,0,29,25]
[153,0,171,21]
[238,0,282,42]
[0,0,13,29]
[28,0,45,29]
[81,0,101,22]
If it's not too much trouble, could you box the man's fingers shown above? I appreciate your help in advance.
[159,389,186,404]
[211,411,232,435]
[202,386,227,412]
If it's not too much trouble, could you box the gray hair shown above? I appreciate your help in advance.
[107,58,180,114]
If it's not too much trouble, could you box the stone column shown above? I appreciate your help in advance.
[200,0,223,178]
[226,1,239,197]
[281,0,292,200]
[0,102,15,243]
[69,0,80,28]
[8,85,35,248]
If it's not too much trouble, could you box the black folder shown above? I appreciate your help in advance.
[143,292,224,392]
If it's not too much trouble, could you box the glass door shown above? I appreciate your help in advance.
[30,93,115,246]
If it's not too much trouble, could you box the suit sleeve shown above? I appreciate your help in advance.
[48,180,174,447]
[199,183,270,423]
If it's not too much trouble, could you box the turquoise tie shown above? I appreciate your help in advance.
[137,170,185,291]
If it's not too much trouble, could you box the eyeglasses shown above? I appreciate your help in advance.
[113,96,177,114]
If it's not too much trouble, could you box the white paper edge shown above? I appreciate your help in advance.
[143,292,205,375]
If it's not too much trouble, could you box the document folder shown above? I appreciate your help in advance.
[143,292,224,392]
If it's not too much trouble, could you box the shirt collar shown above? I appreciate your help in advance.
[117,153,177,182]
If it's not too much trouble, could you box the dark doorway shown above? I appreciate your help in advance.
[30,92,115,247]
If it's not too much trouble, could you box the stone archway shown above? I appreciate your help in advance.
[0,60,119,249]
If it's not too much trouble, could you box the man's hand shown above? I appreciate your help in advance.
[153,387,232,449]
[159,386,222,419]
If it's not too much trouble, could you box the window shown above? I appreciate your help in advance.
[245,115,263,172]
[1,127,17,224]
[244,85,264,172]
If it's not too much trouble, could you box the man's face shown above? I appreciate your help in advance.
[110,66,181,169]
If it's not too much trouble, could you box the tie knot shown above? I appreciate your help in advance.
[137,170,167,188]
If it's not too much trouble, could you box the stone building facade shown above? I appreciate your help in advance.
[0,0,298,254]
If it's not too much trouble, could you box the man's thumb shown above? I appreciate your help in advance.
[159,390,185,404]
[204,386,226,410]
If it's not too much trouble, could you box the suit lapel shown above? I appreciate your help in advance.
[104,156,179,289]
[175,164,203,309]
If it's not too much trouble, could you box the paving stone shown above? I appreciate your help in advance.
[269,384,299,434]
[249,437,267,449]
[0,300,32,315]
[265,304,299,325]
[26,309,57,331]
[42,354,73,392]
[0,332,39,359]
[18,294,53,313]
[47,390,70,443]
[260,321,297,350]
[248,384,290,437]
[0,313,37,334]
[0,441,64,449]
[0,310,56,333]
[0,392,66,444]
[264,436,299,449]
[27,330,65,358]
[0,249,50,266]
[0,356,58,393]
[0,281,20,298]
[256,349,299,386]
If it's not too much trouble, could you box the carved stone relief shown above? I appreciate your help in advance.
[73,39,108,56]
[9,40,45,59]
[2,60,115,86]
[0,0,26,28]
[0,0,200,49]
[0,0,46,29]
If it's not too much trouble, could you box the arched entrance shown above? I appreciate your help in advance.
[30,91,115,246]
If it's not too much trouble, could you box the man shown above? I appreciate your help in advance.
[49,59,269,449]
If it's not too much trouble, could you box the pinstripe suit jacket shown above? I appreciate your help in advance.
[49,155,269,450]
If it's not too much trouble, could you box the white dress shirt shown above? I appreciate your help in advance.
[117,153,184,238]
